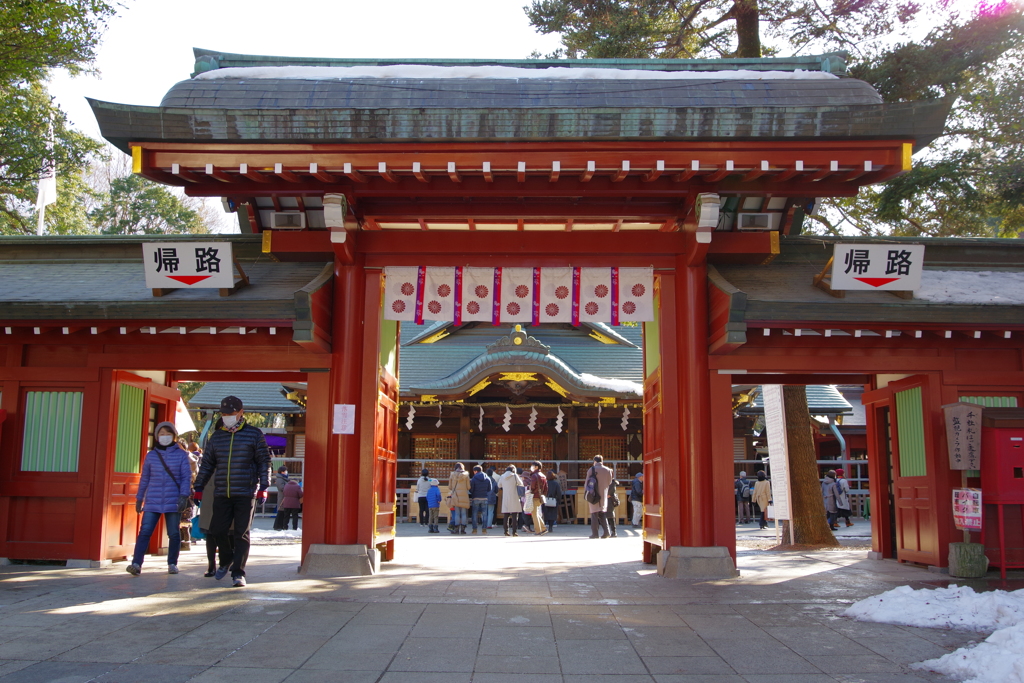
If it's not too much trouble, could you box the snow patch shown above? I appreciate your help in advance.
[916,270,1024,305]
[578,373,643,396]
[195,65,839,82]
[249,528,302,540]
[845,584,1024,683]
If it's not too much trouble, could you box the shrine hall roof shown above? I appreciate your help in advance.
[88,49,950,153]
[398,322,644,398]
[712,235,1024,328]
[0,235,329,324]
[187,382,304,413]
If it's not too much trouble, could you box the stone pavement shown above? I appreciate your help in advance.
[0,519,1016,683]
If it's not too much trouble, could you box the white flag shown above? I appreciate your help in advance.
[499,267,533,323]
[35,162,57,236]
[580,267,612,322]
[617,267,654,323]
[174,399,197,435]
[461,267,494,322]
[423,267,455,321]
[383,266,419,321]
[538,267,573,323]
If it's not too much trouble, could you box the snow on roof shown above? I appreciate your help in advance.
[578,373,643,395]
[916,270,1024,305]
[194,65,840,82]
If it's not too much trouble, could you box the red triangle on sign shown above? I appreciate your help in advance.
[167,275,211,285]
[854,277,901,288]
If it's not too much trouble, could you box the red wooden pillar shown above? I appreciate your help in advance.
[657,270,683,550]
[709,370,738,558]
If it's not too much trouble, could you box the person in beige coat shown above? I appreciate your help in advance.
[448,462,471,534]
[585,455,615,539]
[751,470,772,530]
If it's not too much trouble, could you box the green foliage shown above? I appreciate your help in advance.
[526,0,923,59]
[0,0,119,233]
[0,0,118,83]
[90,174,208,235]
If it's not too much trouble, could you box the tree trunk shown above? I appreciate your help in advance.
[733,0,762,58]
[782,385,839,546]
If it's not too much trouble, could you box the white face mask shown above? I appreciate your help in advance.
[157,434,174,446]
[222,415,239,428]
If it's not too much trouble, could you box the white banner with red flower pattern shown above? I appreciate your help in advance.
[384,266,653,325]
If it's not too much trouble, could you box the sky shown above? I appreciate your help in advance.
[49,0,563,140]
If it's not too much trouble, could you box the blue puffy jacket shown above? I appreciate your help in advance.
[427,485,442,509]
[194,422,271,499]
[469,472,492,500]
[137,444,192,513]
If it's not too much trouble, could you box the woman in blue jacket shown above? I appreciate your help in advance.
[127,421,193,576]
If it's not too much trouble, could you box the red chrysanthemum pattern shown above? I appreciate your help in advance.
[475,285,489,298]
[622,301,637,315]
[391,300,406,313]
[400,282,415,296]
[437,284,451,298]
[594,284,609,298]
[466,301,480,314]
[585,301,599,315]
[427,300,441,314]
[631,283,645,297]
[555,285,569,299]
[545,303,559,317]
[515,284,530,298]
[506,302,521,316]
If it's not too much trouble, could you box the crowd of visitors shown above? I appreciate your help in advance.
[735,467,857,532]
[416,455,643,538]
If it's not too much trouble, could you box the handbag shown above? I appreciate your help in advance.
[543,496,557,508]
[523,491,535,514]
[155,451,192,514]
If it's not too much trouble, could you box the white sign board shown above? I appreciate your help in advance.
[332,404,356,435]
[142,242,234,289]
[943,402,982,470]
[761,385,792,522]
[952,488,983,531]
[830,243,925,291]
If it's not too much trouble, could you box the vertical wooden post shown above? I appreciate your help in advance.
[709,370,738,558]
[356,268,383,550]
[459,412,472,461]
[567,409,579,462]
[301,371,331,559]
[658,269,683,548]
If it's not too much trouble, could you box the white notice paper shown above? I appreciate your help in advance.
[332,404,355,434]
[761,385,792,522]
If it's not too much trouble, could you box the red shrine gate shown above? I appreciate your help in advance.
[7,50,1017,576]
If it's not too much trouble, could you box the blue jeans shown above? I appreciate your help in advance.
[471,500,487,529]
[486,503,496,528]
[132,511,180,567]
[450,507,467,526]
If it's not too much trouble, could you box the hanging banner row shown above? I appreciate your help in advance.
[384,266,654,325]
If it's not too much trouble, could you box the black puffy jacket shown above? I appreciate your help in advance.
[194,422,271,499]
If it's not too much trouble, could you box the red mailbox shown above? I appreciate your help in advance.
[981,408,1024,504]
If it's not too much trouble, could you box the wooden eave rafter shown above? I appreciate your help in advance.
[131,140,912,200]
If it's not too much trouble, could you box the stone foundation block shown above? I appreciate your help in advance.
[657,546,738,579]
[300,544,375,576]
[66,559,111,568]
[948,542,989,578]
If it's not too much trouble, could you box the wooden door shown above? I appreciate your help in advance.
[372,368,399,561]
[642,367,664,563]
[106,373,180,561]
[888,376,939,565]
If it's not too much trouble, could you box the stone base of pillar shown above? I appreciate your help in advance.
[299,544,378,577]
[657,546,738,579]
[66,559,111,568]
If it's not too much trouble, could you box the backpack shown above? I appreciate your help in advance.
[584,468,600,505]
[739,480,750,498]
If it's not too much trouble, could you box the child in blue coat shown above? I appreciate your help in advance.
[426,479,442,533]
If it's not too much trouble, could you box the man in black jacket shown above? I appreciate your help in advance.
[193,396,271,587]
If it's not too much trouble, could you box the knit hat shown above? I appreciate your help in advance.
[154,421,177,438]
[429,478,439,486]
[835,468,845,477]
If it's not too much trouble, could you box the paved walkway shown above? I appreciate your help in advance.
[0,520,1017,683]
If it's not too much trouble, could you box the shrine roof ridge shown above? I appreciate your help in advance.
[192,48,849,77]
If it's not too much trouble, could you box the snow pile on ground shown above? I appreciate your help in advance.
[249,528,302,544]
[844,584,1024,683]
[916,270,1024,305]
[196,65,839,82]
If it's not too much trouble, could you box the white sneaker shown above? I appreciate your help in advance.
[232,576,246,587]
[167,565,178,574]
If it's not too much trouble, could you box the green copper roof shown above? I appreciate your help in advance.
[192,47,849,77]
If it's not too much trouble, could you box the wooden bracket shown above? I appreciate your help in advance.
[219,259,250,297]
[812,256,845,298]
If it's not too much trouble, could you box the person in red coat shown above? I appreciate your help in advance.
[279,479,303,531]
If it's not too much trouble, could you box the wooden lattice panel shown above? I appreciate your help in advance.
[485,436,554,463]
[579,436,629,479]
